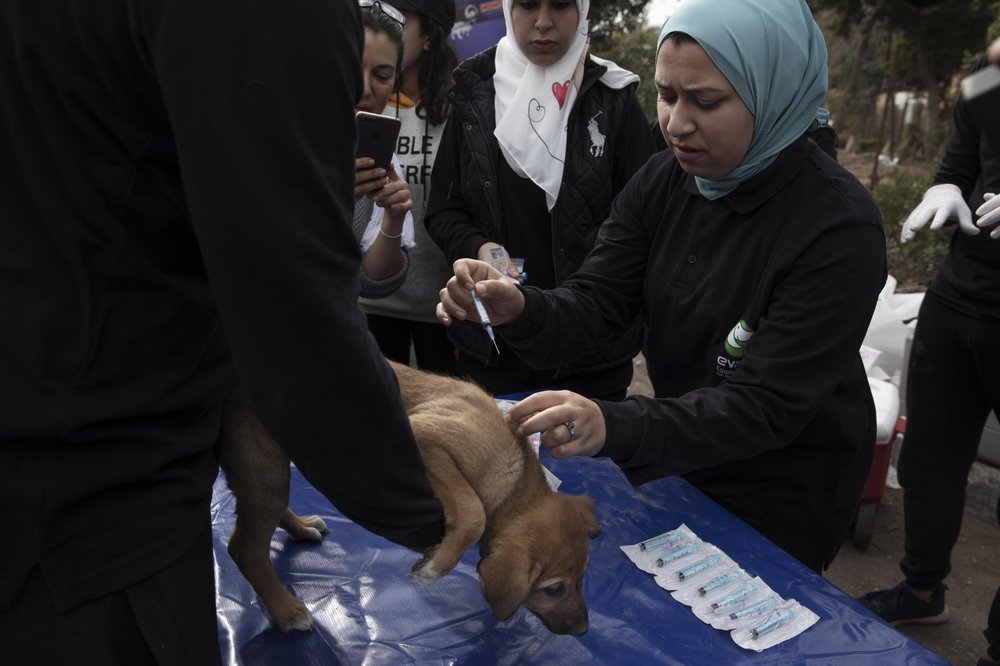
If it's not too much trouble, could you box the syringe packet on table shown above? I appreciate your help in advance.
[622,525,818,651]
[620,523,700,575]
[655,548,739,593]
[731,599,819,652]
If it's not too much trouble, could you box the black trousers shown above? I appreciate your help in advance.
[898,292,1000,589]
[1,517,219,666]
[366,313,457,375]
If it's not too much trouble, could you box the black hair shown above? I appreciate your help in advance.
[663,31,697,48]
[361,5,406,92]
[413,13,458,126]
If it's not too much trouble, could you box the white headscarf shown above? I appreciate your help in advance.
[493,0,591,211]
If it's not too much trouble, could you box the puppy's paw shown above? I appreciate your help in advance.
[297,526,326,544]
[411,557,442,583]
[300,515,329,535]
[285,515,328,543]
[271,598,314,633]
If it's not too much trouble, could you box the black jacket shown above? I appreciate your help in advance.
[427,48,653,388]
[0,0,442,612]
[503,138,887,570]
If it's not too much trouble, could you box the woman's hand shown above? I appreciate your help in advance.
[354,157,388,201]
[372,164,412,227]
[436,259,525,327]
[504,390,606,459]
[477,242,523,282]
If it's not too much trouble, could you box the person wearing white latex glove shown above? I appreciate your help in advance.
[859,36,1000,661]
[900,183,976,243]
[977,192,1000,238]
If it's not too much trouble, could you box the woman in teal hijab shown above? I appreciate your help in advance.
[438,0,887,572]
[656,0,829,200]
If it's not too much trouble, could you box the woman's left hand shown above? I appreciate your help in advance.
[504,390,606,459]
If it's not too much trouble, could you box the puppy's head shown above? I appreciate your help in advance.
[477,493,600,635]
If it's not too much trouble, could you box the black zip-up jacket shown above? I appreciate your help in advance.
[0,0,442,613]
[929,56,1000,320]
[427,48,652,378]
[502,138,887,570]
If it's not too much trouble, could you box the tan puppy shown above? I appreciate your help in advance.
[218,360,600,636]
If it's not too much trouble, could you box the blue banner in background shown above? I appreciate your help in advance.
[449,1,506,62]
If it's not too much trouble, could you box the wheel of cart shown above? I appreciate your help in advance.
[851,378,904,549]
[853,498,879,549]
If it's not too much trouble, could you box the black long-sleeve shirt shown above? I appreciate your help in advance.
[0,0,442,612]
[502,138,886,568]
[929,56,1000,320]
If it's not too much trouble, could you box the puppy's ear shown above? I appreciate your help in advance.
[570,495,601,538]
[478,546,541,620]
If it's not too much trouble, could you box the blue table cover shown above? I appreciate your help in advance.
[211,452,945,665]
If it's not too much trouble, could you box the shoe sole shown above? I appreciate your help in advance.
[889,607,949,628]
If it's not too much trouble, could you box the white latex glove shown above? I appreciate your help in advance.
[976,193,1000,239]
[900,183,976,243]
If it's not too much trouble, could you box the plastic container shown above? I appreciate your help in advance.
[852,378,904,548]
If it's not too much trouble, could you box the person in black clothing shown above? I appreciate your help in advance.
[0,1,444,664]
[437,0,886,573]
[857,38,1000,666]
[426,0,653,400]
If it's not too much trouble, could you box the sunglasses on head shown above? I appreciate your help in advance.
[359,0,406,27]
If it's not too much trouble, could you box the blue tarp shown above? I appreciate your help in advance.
[211,448,945,664]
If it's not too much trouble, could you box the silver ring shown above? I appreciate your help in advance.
[565,420,577,441]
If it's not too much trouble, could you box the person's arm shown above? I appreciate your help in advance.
[359,159,411,297]
[498,164,652,364]
[145,0,442,548]
[900,54,991,242]
[359,247,411,298]
[599,222,886,481]
[425,110,495,264]
[933,55,990,197]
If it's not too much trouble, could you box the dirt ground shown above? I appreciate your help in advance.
[627,355,1000,665]
[827,487,999,665]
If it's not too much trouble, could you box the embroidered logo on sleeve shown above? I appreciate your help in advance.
[717,319,754,378]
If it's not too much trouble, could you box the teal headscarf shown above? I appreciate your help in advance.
[657,0,828,200]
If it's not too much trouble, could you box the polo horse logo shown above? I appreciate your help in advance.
[587,111,606,157]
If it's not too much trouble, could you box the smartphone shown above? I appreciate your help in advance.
[355,111,401,171]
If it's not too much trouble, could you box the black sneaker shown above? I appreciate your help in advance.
[856,582,949,627]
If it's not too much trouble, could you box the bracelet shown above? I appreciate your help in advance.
[379,226,403,240]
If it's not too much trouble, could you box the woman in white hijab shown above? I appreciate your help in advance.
[426,0,653,399]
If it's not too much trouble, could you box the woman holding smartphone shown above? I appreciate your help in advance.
[355,0,416,298]
[360,0,461,374]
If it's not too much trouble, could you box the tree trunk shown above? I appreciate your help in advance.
[843,10,876,115]
[915,48,942,153]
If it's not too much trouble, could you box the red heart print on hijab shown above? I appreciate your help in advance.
[551,80,570,109]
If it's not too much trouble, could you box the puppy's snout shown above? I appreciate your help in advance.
[536,609,589,636]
